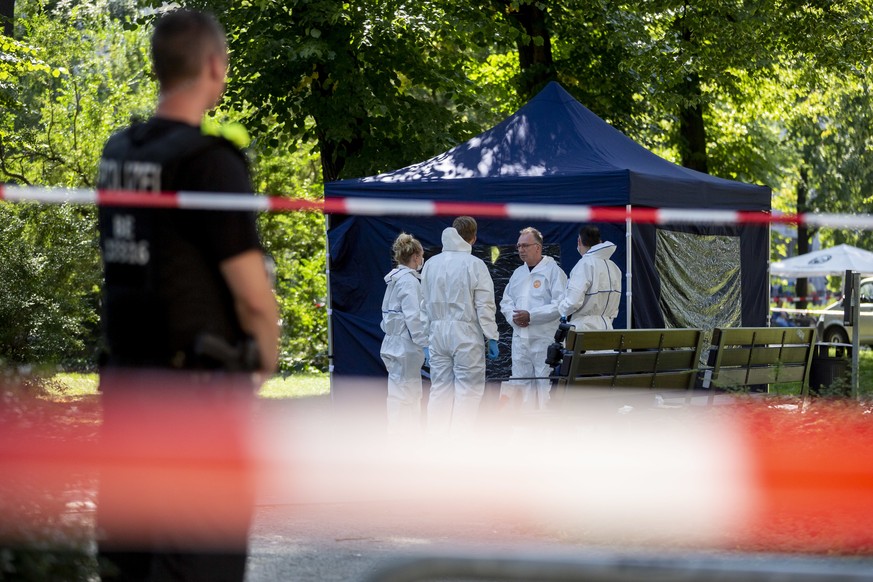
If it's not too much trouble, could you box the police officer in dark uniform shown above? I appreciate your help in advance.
[95,10,279,582]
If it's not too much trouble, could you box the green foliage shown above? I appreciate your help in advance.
[253,139,328,372]
[161,0,500,180]
[0,32,61,111]
[610,0,873,177]
[0,0,154,370]
[794,75,873,251]
[0,203,101,369]
[260,209,328,372]
[464,52,523,122]
[704,71,793,187]
[2,0,155,187]
[537,2,644,131]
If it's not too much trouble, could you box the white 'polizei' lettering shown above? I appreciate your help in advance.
[98,159,121,189]
[122,161,161,193]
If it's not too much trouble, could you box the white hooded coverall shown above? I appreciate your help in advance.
[380,265,428,434]
[499,255,567,410]
[558,241,622,330]
[422,227,498,435]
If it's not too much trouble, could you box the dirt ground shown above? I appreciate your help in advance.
[243,499,873,582]
[245,499,574,581]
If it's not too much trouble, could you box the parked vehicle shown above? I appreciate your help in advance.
[816,277,873,345]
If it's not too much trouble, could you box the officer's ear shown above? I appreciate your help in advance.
[206,51,228,82]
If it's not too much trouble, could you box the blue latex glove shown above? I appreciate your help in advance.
[560,316,568,324]
[487,339,499,360]
[423,346,430,367]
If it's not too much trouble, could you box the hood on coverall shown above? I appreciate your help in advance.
[558,240,622,329]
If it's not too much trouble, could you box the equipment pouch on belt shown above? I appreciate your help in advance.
[192,333,260,372]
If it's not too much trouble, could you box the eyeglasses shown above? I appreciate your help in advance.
[516,243,540,250]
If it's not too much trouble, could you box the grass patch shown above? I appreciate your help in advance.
[46,372,99,400]
[41,352,873,401]
[259,373,329,399]
[46,372,329,399]
[759,348,873,398]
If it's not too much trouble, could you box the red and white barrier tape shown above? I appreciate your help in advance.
[2,183,873,228]
[3,386,873,553]
[769,307,823,316]
[771,294,836,304]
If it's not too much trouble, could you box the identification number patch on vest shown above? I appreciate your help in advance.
[104,213,150,266]
[104,238,150,265]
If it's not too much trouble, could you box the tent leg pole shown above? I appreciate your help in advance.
[325,213,335,398]
[852,271,860,399]
[626,205,632,330]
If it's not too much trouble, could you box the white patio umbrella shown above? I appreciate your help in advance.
[770,244,873,277]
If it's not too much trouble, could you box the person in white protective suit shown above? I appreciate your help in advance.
[558,225,622,329]
[421,216,499,436]
[499,227,567,411]
[380,233,428,435]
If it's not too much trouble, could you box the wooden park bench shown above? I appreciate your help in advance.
[704,326,816,402]
[552,328,704,404]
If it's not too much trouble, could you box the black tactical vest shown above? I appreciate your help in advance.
[97,119,249,368]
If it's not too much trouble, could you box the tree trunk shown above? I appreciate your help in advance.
[677,73,709,174]
[317,130,343,184]
[313,64,363,183]
[795,167,811,310]
[502,1,556,99]
[674,17,708,173]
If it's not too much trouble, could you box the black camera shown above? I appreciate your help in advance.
[545,321,574,369]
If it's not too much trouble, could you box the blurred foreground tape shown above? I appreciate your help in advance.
[2,379,873,552]
[739,401,873,551]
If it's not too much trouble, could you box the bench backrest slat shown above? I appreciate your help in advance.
[568,371,701,389]
[563,328,703,390]
[714,366,809,387]
[716,345,812,367]
[709,327,816,392]
[571,351,701,375]
[568,329,703,351]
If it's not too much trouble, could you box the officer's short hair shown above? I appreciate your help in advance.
[519,227,543,246]
[453,216,477,243]
[579,225,601,247]
[152,9,226,90]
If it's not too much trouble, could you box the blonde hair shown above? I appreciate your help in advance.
[392,233,422,266]
[452,216,477,243]
[519,226,543,245]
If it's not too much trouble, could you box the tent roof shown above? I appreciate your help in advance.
[326,82,770,210]
[771,244,873,277]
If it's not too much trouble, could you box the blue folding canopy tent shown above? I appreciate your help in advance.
[325,81,771,384]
